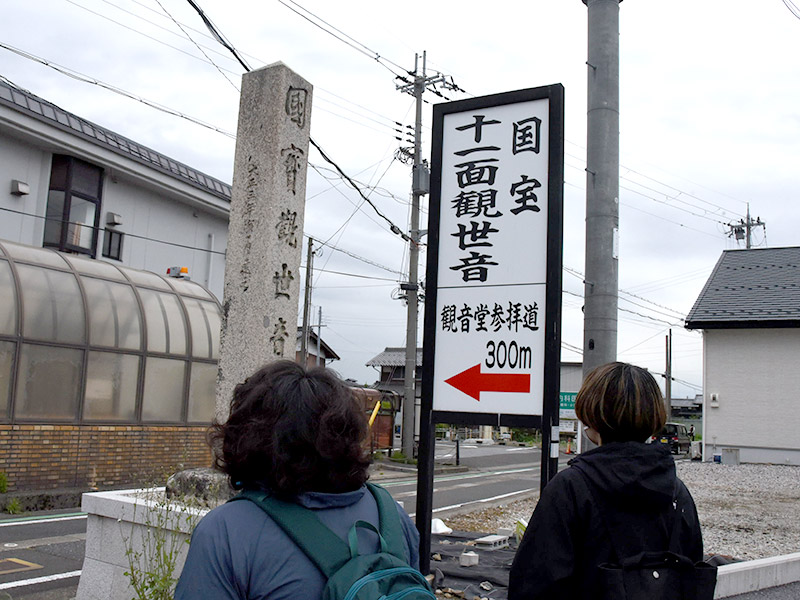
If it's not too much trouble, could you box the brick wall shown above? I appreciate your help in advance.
[0,424,213,492]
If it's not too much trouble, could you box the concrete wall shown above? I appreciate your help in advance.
[703,328,800,464]
[560,362,583,393]
[0,130,51,246]
[101,172,228,298]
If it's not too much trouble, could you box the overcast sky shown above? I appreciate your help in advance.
[3,0,799,397]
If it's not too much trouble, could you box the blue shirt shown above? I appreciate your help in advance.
[175,485,420,600]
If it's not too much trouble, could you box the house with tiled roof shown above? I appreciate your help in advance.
[685,246,800,465]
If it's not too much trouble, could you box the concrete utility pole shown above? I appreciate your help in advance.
[316,306,323,367]
[397,52,456,459]
[665,328,672,420]
[580,0,621,452]
[582,0,621,376]
[728,203,765,249]
[300,236,314,366]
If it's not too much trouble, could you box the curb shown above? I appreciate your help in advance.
[716,552,800,598]
[372,462,470,475]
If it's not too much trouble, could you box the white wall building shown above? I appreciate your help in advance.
[686,247,800,465]
[0,79,230,299]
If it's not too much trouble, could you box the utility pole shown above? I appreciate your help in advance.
[300,237,314,367]
[316,306,323,367]
[665,328,672,421]
[396,52,457,459]
[580,0,621,451]
[727,203,765,249]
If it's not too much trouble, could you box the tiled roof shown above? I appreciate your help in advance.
[366,347,423,367]
[685,247,800,329]
[0,79,231,202]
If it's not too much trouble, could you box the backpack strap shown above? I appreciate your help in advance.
[230,489,350,578]
[366,482,408,563]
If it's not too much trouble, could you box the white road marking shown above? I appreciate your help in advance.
[0,570,82,590]
[0,515,87,528]
[408,487,538,518]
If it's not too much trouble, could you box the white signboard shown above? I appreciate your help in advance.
[429,95,554,417]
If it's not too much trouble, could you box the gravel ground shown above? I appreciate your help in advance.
[443,462,800,561]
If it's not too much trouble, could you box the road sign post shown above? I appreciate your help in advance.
[416,85,564,575]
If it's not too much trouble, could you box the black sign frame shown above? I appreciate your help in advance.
[415,84,564,576]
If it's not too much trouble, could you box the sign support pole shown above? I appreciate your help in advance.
[415,407,435,576]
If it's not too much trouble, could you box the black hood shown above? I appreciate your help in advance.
[568,441,676,509]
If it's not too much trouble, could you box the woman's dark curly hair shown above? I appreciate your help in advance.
[208,360,371,499]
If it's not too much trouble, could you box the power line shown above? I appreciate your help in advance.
[154,0,240,92]
[102,0,414,135]
[782,0,800,20]
[308,163,399,241]
[563,288,681,327]
[307,235,405,276]
[0,44,236,139]
[183,0,251,71]
[175,10,416,248]
[564,265,687,319]
[562,341,584,356]
[3,203,407,283]
[63,0,240,78]
[276,0,410,78]
[565,138,749,213]
[563,180,721,239]
[565,158,734,227]
[309,139,413,243]
[68,0,410,141]
[0,205,226,255]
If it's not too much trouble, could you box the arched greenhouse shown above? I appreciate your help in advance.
[0,240,221,492]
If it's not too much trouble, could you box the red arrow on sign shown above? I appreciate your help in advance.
[444,364,530,401]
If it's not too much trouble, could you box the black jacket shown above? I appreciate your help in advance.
[508,441,703,599]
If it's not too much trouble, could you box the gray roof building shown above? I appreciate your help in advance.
[366,347,423,368]
[0,79,231,202]
[685,247,800,330]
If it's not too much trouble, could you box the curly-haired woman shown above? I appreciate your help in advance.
[175,360,419,600]
[508,362,706,599]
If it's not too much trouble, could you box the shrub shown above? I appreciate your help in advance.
[5,498,23,515]
[122,487,203,600]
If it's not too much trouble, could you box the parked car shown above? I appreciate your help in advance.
[650,422,691,454]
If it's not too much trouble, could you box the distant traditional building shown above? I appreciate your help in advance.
[686,246,800,465]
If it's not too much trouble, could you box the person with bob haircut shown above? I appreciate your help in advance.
[175,360,420,600]
[508,362,704,599]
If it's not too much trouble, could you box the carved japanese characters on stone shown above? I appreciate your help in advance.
[240,160,260,293]
[270,317,289,356]
[276,209,299,248]
[281,144,304,195]
[273,263,294,299]
[286,87,309,128]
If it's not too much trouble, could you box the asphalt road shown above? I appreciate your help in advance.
[0,512,85,599]
[1,445,798,600]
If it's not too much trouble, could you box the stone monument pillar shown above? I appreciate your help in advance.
[216,62,313,421]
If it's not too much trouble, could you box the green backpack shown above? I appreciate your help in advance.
[231,482,435,600]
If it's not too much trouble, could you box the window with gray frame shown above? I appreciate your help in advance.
[43,155,104,257]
